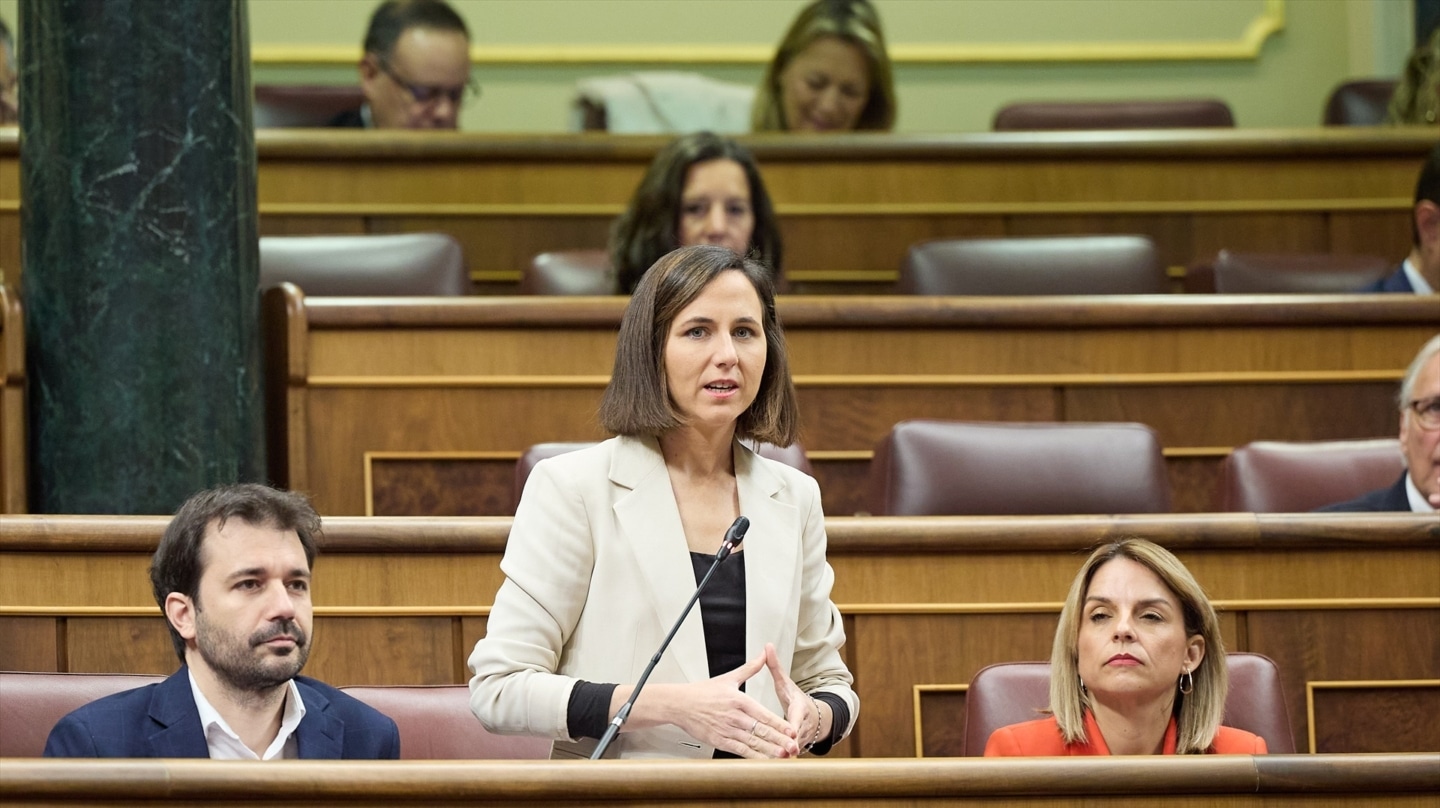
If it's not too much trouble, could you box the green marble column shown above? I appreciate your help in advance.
[20,0,263,513]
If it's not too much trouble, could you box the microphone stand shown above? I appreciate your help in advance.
[590,516,749,760]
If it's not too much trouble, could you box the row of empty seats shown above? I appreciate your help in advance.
[0,652,1294,758]
[260,232,1395,299]
[252,83,1398,130]
[520,425,1404,516]
[528,240,1393,296]
[0,671,547,760]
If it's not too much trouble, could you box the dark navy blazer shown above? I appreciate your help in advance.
[1358,265,1415,293]
[1315,473,1412,512]
[43,667,400,759]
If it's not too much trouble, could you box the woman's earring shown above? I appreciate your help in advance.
[1078,675,1087,695]
[1178,667,1194,695]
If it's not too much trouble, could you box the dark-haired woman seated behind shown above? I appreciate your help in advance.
[609,133,782,294]
[986,538,1267,756]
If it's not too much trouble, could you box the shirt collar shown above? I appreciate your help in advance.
[188,669,307,760]
[1401,258,1435,294]
[1404,473,1438,513]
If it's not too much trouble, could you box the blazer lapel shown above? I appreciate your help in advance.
[610,436,712,684]
[293,680,345,759]
[146,668,212,758]
[734,443,800,674]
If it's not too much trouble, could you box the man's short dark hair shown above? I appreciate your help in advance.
[1413,143,1440,246]
[363,0,470,60]
[151,484,321,662]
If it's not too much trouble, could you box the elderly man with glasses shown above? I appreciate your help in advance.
[1320,334,1440,513]
[333,0,476,130]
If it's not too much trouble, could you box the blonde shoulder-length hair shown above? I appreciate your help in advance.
[751,0,896,132]
[1049,538,1228,754]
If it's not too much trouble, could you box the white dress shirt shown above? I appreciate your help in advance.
[188,670,306,760]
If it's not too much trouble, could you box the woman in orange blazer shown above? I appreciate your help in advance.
[985,539,1267,756]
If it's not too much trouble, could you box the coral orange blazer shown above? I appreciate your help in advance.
[984,711,1267,756]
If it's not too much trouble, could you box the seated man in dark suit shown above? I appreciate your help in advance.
[332,0,474,129]
[1320,335,1440,512]
[1363,143,1439,293]
[45,484,400,759]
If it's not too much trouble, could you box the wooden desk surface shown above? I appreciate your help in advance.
[4,514,1436,758]
[3,128,1434,290]
[1,755,1436,807]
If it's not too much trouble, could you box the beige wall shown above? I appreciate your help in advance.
[0,0,1415,131]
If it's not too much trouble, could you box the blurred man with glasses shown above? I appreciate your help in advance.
[333,0,474,130]
[1320,335,1440,513]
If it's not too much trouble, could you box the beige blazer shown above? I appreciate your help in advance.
[467,435,857,759]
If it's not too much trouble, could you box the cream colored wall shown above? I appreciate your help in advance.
[0,0,1414,131]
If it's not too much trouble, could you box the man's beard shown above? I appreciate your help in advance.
[195,613,310,693]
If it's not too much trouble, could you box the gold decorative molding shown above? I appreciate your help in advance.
[253,1,1285,67]
[839,598,1439,615]
[1305,679,1440,754]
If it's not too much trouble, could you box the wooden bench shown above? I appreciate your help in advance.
[262,288,1437,517]
[4,513,1434,758]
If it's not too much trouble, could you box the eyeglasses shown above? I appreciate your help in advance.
[375,57,479,107]
[1406,395,1440,430]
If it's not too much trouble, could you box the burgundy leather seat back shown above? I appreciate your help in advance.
[514,440,814,511]
[1220,438,1403,512]
[254,85,366,128]
[259,234,470,296]
[340,685,551,759]
[867,420,1171,516]
[962,653,1294,755]
[1322,79,1398,125]
[522,250,615,295]
[0,671,166,757]
[993,99,1235,130]
[900,236,1165,295]
[1212,251,1392,293]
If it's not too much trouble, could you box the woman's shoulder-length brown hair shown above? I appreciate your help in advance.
[1047,537,1229,755]
[598,245,799,446]
[751,0,897,132]
[608,132,782,295]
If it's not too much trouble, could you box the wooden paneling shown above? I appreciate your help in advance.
[1308,682,1440,754]
[307,617,457,687]
[0,285,25,514]
[916,686,969,757]
[267,292,1437,517]
[3,756,1438,807]
[0,617,58,672]
[5,129,1431,290]
[368,455,516,516]
[4,514,1435,759]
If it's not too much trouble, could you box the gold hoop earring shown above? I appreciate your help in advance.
[1178,667,1194,695]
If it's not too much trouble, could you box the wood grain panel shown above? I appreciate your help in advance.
[65,617,177,675]
[851,613,1056,759]
[794,386,1057,450]
[370,456,516,516]
[259,215,366,236]
[1166,454,1225,513]
[1189,213,1330,257]
[306,617,457,686]
[0,553,155,607]
[0,617,60,671]
[1247,610,1440,755]
[1328,211,1414,257]
[1064,383,1398,446]
[810,458,871,516]
[917,687,968,758]
[313,554,506,609]
[1006,213,1198,272]
[1309,683,1440,754]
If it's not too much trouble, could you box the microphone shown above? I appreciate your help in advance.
[590,515,750,759]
